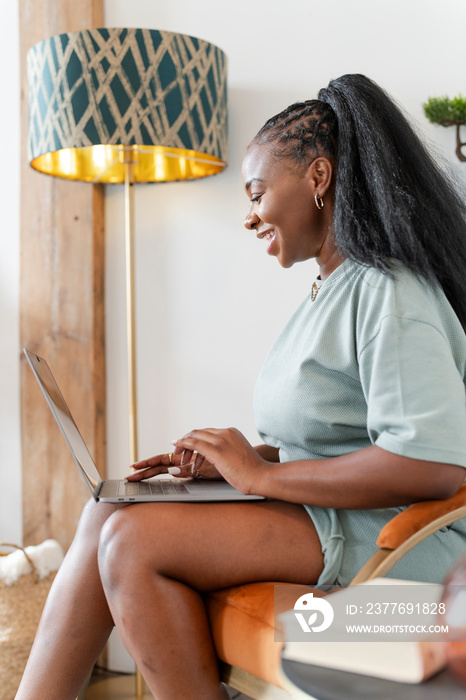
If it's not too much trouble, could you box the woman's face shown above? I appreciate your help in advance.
[242,142,335,270]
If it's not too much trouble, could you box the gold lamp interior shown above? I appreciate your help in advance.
[31,145,226,184]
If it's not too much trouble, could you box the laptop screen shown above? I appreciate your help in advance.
[23,349,102,498]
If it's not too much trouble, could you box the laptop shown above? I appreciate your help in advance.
[24,349,265,503]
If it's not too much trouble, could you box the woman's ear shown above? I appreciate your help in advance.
[308,157,333,197]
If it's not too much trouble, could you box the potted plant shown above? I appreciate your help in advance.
[423,95,466,162]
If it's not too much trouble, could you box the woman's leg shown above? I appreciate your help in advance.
[98,500,324,700]
[15,499,127,700]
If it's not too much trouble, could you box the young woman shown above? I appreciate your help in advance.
[15,74,466,700]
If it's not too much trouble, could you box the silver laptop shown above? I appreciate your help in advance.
[24,349,265,503]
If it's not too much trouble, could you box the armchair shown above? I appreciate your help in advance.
[207,484,466,699]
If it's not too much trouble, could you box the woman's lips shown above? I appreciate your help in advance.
[257,229,276,254]
[266,232,276,254]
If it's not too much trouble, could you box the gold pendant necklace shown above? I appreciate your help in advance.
[311,280,321,302]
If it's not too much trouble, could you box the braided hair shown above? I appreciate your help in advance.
[252,74,466,329]
[253,99,338,163]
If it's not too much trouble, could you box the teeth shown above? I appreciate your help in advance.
[265,232,272,240]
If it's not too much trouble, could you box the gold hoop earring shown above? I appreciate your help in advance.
[315,193,324,210]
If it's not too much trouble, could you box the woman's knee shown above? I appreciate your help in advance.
[99,506,130,560]
[97,504,182,588]
[74,498,124,544]
[98,505,152,585]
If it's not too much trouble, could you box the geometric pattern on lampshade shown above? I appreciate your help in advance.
[27,28,228,183]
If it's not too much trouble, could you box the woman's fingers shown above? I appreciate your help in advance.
[174,443,198,466]
[125,464,168,480]
[193,452,206,471]
[131,452,180,470]
[126,432,230,483]
[125,448,213,481]
[126,460,215,481]
[127,451,185,480]
[172,428,221,455]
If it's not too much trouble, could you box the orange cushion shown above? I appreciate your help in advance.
[205,581,316,687]
[377,484,466,550]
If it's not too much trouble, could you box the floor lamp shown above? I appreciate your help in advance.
[27,27,228,698]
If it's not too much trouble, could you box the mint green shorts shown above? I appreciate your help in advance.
[303,504,466,586]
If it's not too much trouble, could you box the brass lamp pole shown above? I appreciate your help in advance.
[124,155,138,465]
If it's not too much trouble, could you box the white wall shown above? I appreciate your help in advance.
[0,0,21,544]
[1,0,466,667]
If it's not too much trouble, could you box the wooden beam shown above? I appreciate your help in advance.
[19,0,105,550]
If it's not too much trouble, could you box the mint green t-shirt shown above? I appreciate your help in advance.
[254,259,466,586]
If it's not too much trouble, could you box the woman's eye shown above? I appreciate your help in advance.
[251,194,262,203]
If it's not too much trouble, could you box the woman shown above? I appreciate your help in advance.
[16,74,466,700]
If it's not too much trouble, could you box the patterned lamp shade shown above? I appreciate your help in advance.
[27,28,228,183]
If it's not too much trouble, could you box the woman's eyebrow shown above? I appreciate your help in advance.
[245,177,265,191]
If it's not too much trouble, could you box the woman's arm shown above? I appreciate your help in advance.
[253,444,465,508]
[172,429,465,508]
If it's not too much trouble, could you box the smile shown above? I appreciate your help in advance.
[256,229,276,255]
[257,229,275,241]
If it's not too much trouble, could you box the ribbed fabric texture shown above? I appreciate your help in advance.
[254,259,466,585]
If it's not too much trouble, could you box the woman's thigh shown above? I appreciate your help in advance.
[99,499,324,589]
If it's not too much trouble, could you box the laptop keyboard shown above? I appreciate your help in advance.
[121,479,189,496]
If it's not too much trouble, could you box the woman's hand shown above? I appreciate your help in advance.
[172,427,267,494]
[125,451,224,481]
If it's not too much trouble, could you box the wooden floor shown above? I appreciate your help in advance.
[85,670,251,699]
[85,673,153,699]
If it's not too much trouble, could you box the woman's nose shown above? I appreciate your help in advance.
[244,211,259,230]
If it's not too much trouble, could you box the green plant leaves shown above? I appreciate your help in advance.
[423,96,466,126]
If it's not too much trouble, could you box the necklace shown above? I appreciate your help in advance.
[311,277,322,302]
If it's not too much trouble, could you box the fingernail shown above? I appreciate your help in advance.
[171,439,179,445]
[167,466,181,475]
